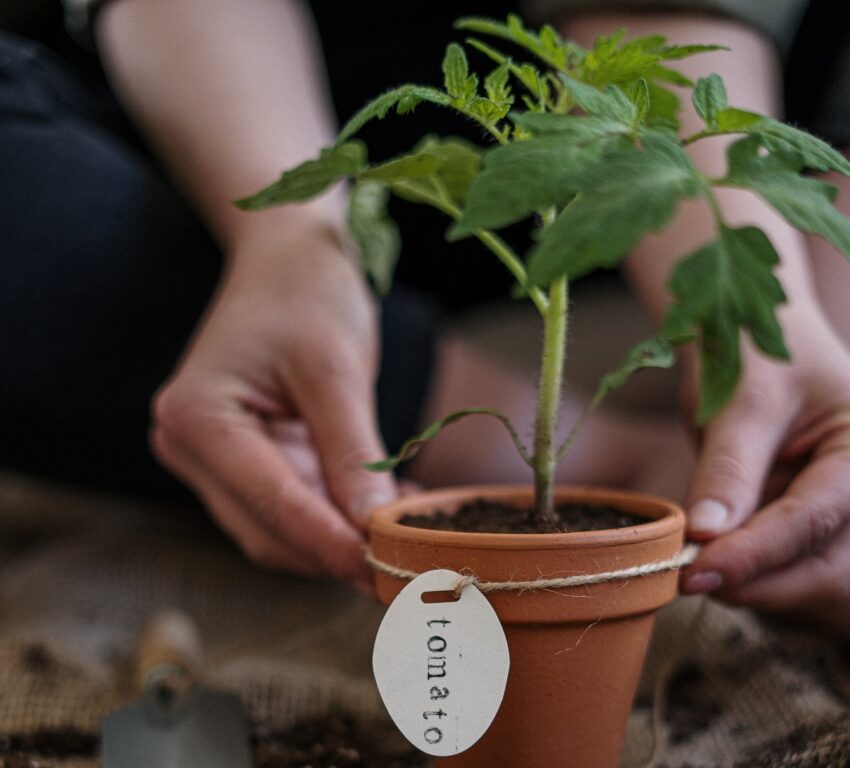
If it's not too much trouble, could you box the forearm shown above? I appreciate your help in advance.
[565,14,820,326]
[97,0,344,251]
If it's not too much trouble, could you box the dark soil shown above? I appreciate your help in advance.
[0,718,429,768]
[252,715,429,768]
[0,729,96,759]
[399,498,650,534]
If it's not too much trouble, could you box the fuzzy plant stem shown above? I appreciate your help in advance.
[532,275,568,526]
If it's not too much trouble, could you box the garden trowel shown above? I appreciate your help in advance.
[101,610,251,768]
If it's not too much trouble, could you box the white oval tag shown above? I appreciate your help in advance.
[372,569,510,757]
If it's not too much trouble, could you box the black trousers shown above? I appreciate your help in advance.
[0,33,437,500]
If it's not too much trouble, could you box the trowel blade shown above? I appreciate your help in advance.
[101,689,251,768]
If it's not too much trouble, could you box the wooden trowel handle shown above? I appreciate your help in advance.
[136,610,204,696]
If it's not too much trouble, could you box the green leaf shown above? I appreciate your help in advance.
[753,118,850,176]
[559,75,636,124]
[646,82,681,126]
[359,153,444,183]
[583,35,661,87]
[464,38,552,110]
[450,132,625,237]
[648,63,693,87]
[235,142,366,209]
[556,334,686,460]
[715,107,761,132]
[596,335,680,395]
[723,135,850,256]
[693,74,727,129]
[364,407,531,471]
[347,182,400,296]
[627,78,650,124]
[413,136,482,204]
[455,14,575,71]
[510,111,632,139]
[528,133,703,284]
[484,60,513,106]
[658,43,726,60]
[664,225,789,422]
[443,43,478,103]
[336,85,451,143]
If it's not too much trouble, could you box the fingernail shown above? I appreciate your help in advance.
[683,571,723,594]
[351,490,396,525]
[688,498,729,534]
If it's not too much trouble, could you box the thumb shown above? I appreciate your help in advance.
[687,393,789,539]
[291,369,397,528]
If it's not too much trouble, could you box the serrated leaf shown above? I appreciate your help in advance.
[235,142,366,209]
[412,135,482,203]
[648,63,693,87]
[724,135,850,256]
[715,107,761,131]
[443,43,477,103]
[484,60,512,106]
[559,75,637,124]
[596,335,680,394]
[528,133,703,284]
[664,225,789,422]
[450,132,625,237]
[337,85,451,143]
[627,78,650,123]
[510,111,631,139]
[364,407,530,471]
[693,74,727,129]
[347,182,400,296]
[658,43,727,60]
[359,153,443,183]
[646,82,681,126]
[465,37,549,107]
[456,14,572,71]
[753,118,850,176]
[583,40,661,87]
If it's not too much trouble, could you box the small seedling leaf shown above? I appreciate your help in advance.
[347,181,400,296]
[693,74,727,129]
[360,153,444,183]
[559,75,636,124]
[364,407,531,471]
[337,86,452,144]
[528,133,703,284]
[235,142,367,209]
[723,135,850,256]
[413,136,482,203]
[753,119,850,176]
[450,132,625,237]
[664,224,789,422]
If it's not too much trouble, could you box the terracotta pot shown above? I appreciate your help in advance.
[369,484,686,768]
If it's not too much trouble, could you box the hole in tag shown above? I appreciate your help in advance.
[421,590,461,604]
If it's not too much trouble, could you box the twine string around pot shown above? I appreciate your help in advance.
[365,543,700,597]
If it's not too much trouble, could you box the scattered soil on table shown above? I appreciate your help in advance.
[253,715,429,768]
[0,729,96,760]
[399,498,650,534]
[0,718,428,768]
[664,663,724,744]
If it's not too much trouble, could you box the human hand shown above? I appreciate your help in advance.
[150,221,396,590]
[679,306,850,636]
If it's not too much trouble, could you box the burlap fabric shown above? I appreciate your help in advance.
[0,473,848,767]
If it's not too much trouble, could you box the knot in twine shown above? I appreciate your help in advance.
[365,543,700,597]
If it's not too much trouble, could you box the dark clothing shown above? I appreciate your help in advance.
[0,1,848,500]
[0,32,436,498]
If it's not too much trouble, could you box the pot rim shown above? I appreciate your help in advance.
[370,483,685,551]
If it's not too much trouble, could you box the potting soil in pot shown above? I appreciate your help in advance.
[1,474,849,768]
[399,499,649,534]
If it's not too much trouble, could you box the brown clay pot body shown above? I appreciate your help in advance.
[369,485,686,768]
